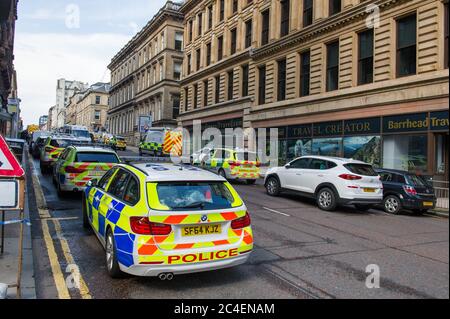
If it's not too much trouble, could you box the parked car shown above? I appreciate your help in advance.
[265,156,383,211]
[31,136,48,159]
[375,169,436,215]
[29,131,50,154]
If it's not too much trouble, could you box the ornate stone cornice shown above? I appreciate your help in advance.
[252,0,405,60]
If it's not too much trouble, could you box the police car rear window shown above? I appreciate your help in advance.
[153,182,235,211]
[75,152,119,163]
[236,152,259,161]
[50,139,71,148]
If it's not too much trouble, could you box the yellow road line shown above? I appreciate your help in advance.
[52,220,92,299]
[29,157,92,299]
[41,220,71,299]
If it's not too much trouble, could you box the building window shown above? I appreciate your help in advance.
[326,41,339,91]
[329,0,341,16]
[396,14,417,77]
[445,3,449,68]
[300,50,310,97]
[175,32,183,51]
[245,19,252,48]
[206,43,212,66]
[203,79,209,107]
[160,32,165,51]
[95,96,101,104]
[242,64,249,97]
[95,110,101,121]
[217,36,224,61]
[277,59,287,101]
[193,84,198,109]
[261,9,270,46]
[358,29,374,85]
[233,0,238,13]
[173,61,182,80]
[198,13,203,36]
[227,70,234,100]
[258,65,266,105]
[196,48,201,71]
[280,0,290,37]
[188,20,193,42]
[303,0,313,27]
[230,28,237,55]
[220,0,225,21]
[208,5,213,30]
[383,135,427,173]
[173,95,180,118]
[215,75,221,104]
[187,54,192,74]
[184,87,189,111]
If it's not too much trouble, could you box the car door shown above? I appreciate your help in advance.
[280,158,311,192]
[302,158,336,193]
[55,148,70,179]
[87,168,117,234]
[96,169,131,238]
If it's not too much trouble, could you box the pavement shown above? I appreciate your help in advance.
[21,148,448,299]
[0,152,36,299]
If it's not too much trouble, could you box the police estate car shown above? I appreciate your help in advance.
[82,162,253,278]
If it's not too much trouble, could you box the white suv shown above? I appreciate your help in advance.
[264,156,383,211]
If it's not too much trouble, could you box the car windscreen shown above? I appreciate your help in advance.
[406,174,429,187]
[146,131,164,144]
[116,137,125,141]
[50,139,72,148]
[72,130,90,138]
[75,152,119,163]
[152,182,235,211]
[236,152,259,162]
[344,164,378,176]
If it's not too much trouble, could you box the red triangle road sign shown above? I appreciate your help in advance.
[0,134,25,177]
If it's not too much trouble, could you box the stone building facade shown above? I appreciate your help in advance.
[107,1,184,145]
[179,0,449,179]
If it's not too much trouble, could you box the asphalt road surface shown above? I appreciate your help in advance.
[27,150,449,299]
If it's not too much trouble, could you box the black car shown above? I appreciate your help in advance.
[31,137,47,159]
[375,168,436,215]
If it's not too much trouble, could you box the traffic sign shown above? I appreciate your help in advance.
[0,135,25,177]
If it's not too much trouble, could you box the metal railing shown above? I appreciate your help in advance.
[432,180,449,211]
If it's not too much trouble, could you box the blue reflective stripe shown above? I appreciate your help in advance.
[98,214,105,236]
[114,226,135,267]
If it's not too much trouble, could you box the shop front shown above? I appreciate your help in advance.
[269,110,449,179]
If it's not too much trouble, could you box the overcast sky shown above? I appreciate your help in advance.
[15,0,168,126]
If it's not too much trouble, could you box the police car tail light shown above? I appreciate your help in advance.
[65,166,84,173]
[255,161,261,168]
[231,212,251,229]
[45,146,52,152]
[130,217,172,235]
[229,161,240,166]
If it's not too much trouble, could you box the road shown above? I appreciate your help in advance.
[26,149,449,299]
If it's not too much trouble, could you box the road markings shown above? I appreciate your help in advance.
[29,157,92,299]
[41,220,71,299]
[262,207,291,217]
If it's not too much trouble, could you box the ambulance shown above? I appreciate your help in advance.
[139,128,182,157]
[82,162,253,278]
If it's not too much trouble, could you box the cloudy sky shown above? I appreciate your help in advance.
[15,0,167,126]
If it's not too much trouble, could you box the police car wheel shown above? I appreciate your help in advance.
[105,229,124,278]
[56,182,66,198]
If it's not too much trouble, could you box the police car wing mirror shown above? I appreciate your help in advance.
[87,179,98,187]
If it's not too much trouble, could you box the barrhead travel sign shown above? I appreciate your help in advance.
[383,112,449,133]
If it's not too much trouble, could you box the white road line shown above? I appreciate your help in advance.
[262,207,291,217]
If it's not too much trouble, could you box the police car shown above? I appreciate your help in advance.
[201,148,261,185]
[82,161,253,279]
[39,135,81,174]
[53,145,120,196]
[109,136,127,151]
